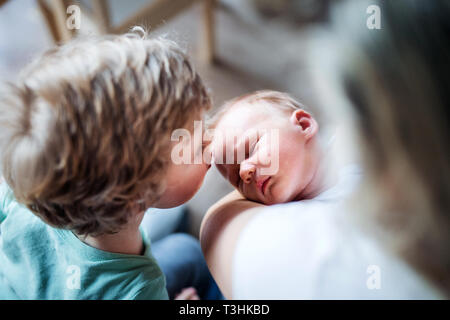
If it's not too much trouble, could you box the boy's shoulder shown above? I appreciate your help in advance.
[0,181,23,223]
[0,183,168,300]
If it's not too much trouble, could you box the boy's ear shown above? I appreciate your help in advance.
[290,109,318,140]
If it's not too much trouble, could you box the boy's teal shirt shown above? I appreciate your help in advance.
[0,182,169,300]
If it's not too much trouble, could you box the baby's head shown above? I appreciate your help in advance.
[209,90,320,205]
[0,30,211,236]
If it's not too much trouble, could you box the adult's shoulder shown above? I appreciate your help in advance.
[231,199,348,299]
[232,201,443,299]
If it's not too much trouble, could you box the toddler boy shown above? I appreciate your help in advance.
[0,30,211,299]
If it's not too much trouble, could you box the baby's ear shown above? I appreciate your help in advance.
[290,109,319,140]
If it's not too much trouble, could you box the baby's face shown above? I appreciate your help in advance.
[212,101,319,205]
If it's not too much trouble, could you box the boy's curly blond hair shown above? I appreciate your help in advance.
[0,29,211,236]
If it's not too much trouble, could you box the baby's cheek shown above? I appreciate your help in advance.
[270,181,291,204]
[272,165,302,203]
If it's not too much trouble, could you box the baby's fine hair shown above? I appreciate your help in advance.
[207,90,306,129]
[0,28,211,236]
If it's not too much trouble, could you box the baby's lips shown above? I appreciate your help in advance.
[256,176,270,195]
[255,177,266,193]
[256,178,263,190]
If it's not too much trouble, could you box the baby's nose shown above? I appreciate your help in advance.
[239,162,255,184]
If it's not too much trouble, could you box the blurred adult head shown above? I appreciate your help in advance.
[333,0,450,294]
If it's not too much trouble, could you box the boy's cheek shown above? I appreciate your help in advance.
[155,163,208,208]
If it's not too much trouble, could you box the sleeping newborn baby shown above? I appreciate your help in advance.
[207,90,339,205]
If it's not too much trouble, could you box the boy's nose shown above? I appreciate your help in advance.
[239,161,255,184]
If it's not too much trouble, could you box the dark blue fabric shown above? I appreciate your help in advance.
[152,233,224,300]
